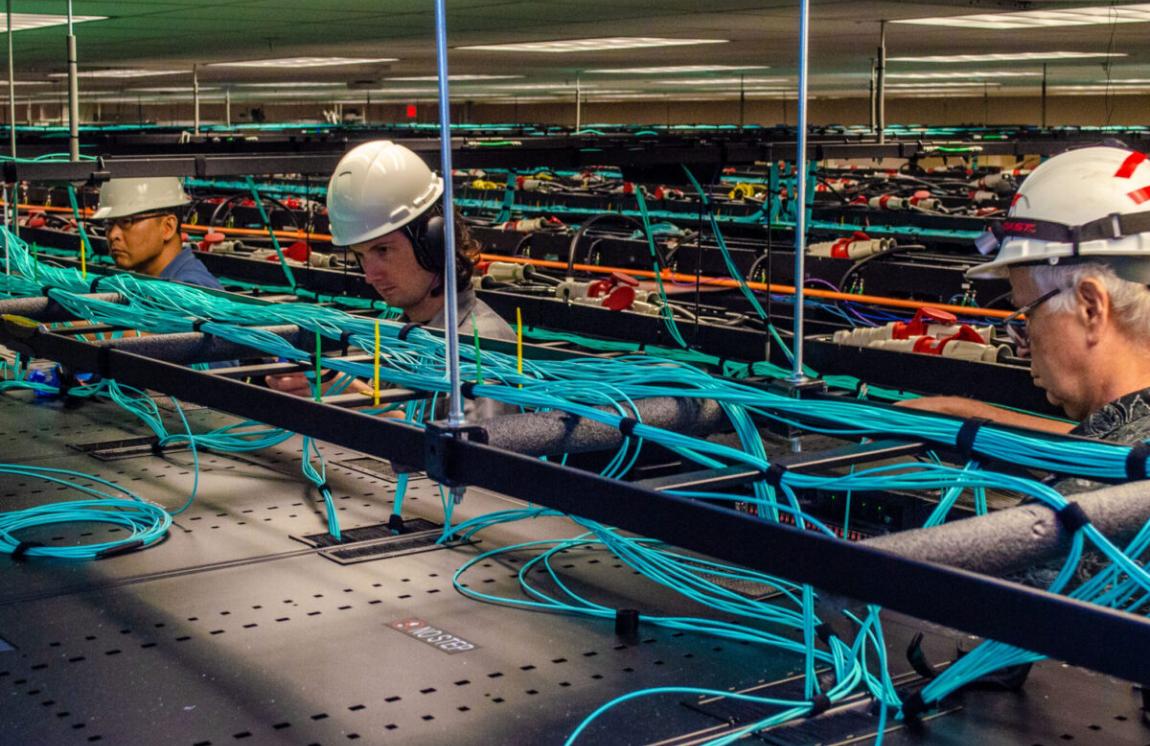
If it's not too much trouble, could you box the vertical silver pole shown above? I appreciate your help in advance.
[66,0,79,160]
[791,0,811,383]
[192,64,200,134]
[575,75,582,131]
[739,73,746,128]
[433,0,463,428]
[1041,63,1048,128]
[3,184,9,275]
[5,0,14,159]
[876,20,886,144]
[364,90,370,125]
[868,58,877,132]
[225,87,231,128]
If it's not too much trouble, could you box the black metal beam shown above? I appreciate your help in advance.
[2,318,1150,686]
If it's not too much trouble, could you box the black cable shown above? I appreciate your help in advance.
[838,243,927,292]
[565,213,645,278]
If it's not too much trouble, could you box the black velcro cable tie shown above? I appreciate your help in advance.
[618,417,640,439]
[11,540,43,560]
[397,322,421,342]
[806,694,831,718]
[815,622,834,644]
[95,346,111,379]
[460,381,478,400]
[339,329,354,355]
[955,417,991,459]
[41,285,57,297]
[191,318,208,333]
[906,632,939,680]
[89,276,104,293]
[95,540,144,560]
[764,462,788,489]
[900,690,932,720]
[614,608,640,637]
[1126,442,1150,481]
[317,482,331,494]
[1057,501,1091,534]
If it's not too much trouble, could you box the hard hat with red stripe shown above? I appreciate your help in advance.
[968,146,1150,281]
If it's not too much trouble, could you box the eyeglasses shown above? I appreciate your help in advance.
[102,212,169,233]
[1001,287,1060,351]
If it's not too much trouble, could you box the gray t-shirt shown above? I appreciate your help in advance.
[421,287,516,420]
[1017,386,1150,587]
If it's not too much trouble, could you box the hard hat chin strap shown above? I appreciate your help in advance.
[990,210,1150,256]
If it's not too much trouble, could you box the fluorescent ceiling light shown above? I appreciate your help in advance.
[886,82,1003,89]
[458,37,728,53]
[3,12,104,31]
[210,57,398,68]
[0,80,49,86]
[895,4,1150,30]
[1052,84,1150,93]
[357,87,439,95]
[1099,78,1150,83]
[237,82,348,88]
[653,77,788,86]
[886,71,1042,79]
[588,64,768,74]
[388,74,523,81]
[49,69,186,79]
[475,82,593,91]
[129,87,221,93]
[889,51,1126,62]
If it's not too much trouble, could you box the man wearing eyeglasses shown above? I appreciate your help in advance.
[93,177,222,289]
[902,145,1150,444]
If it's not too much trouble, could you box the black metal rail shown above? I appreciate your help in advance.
[0,304,1148,685]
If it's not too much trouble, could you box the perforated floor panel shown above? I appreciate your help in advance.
[1,391,1148,745]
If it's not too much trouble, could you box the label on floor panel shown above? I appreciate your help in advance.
[388,618,477,655]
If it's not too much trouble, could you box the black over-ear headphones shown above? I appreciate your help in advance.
[404,205,446,274]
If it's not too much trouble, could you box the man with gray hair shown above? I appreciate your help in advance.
[903,145,1150,446]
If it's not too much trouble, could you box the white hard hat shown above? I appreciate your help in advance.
[92,177,191,220]
[325,140,444,247]
[967,146,1150,281]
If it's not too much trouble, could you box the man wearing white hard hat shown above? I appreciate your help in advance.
[93,177,222,289]
[267,140,513,399]
[904,145,1150,444]
[325,140,511,337]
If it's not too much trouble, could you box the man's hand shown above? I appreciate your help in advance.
[898,396,1074,434]
[266,371,374,400]
[265,372,316,398]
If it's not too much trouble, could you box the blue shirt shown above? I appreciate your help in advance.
[159,247,224,290]
[158,247,232,369]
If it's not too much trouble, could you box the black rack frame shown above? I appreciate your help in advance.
[1,301,1148,686]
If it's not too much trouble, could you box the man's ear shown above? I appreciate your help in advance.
[1075,277,1111,342]
[161,214,180,241]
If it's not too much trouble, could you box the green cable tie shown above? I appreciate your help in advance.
[472,312,482,383]
[313,330,322,402]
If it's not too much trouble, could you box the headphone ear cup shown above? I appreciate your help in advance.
[422,215,445,272]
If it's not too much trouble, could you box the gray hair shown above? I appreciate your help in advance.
[1027,262,1150,336]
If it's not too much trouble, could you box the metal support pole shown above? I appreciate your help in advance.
[739,73,746,128]
[225,87,231,128]
[790,0,812,382]
[1041,63,1048,128]
[868,58,877,132]
[878,20,887,142]
[433,0,463,429]
[192,64,200,135]
[5,0,15,159]
[364,90,370,126]
[65,0,79,161]
[575,74,582,131]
